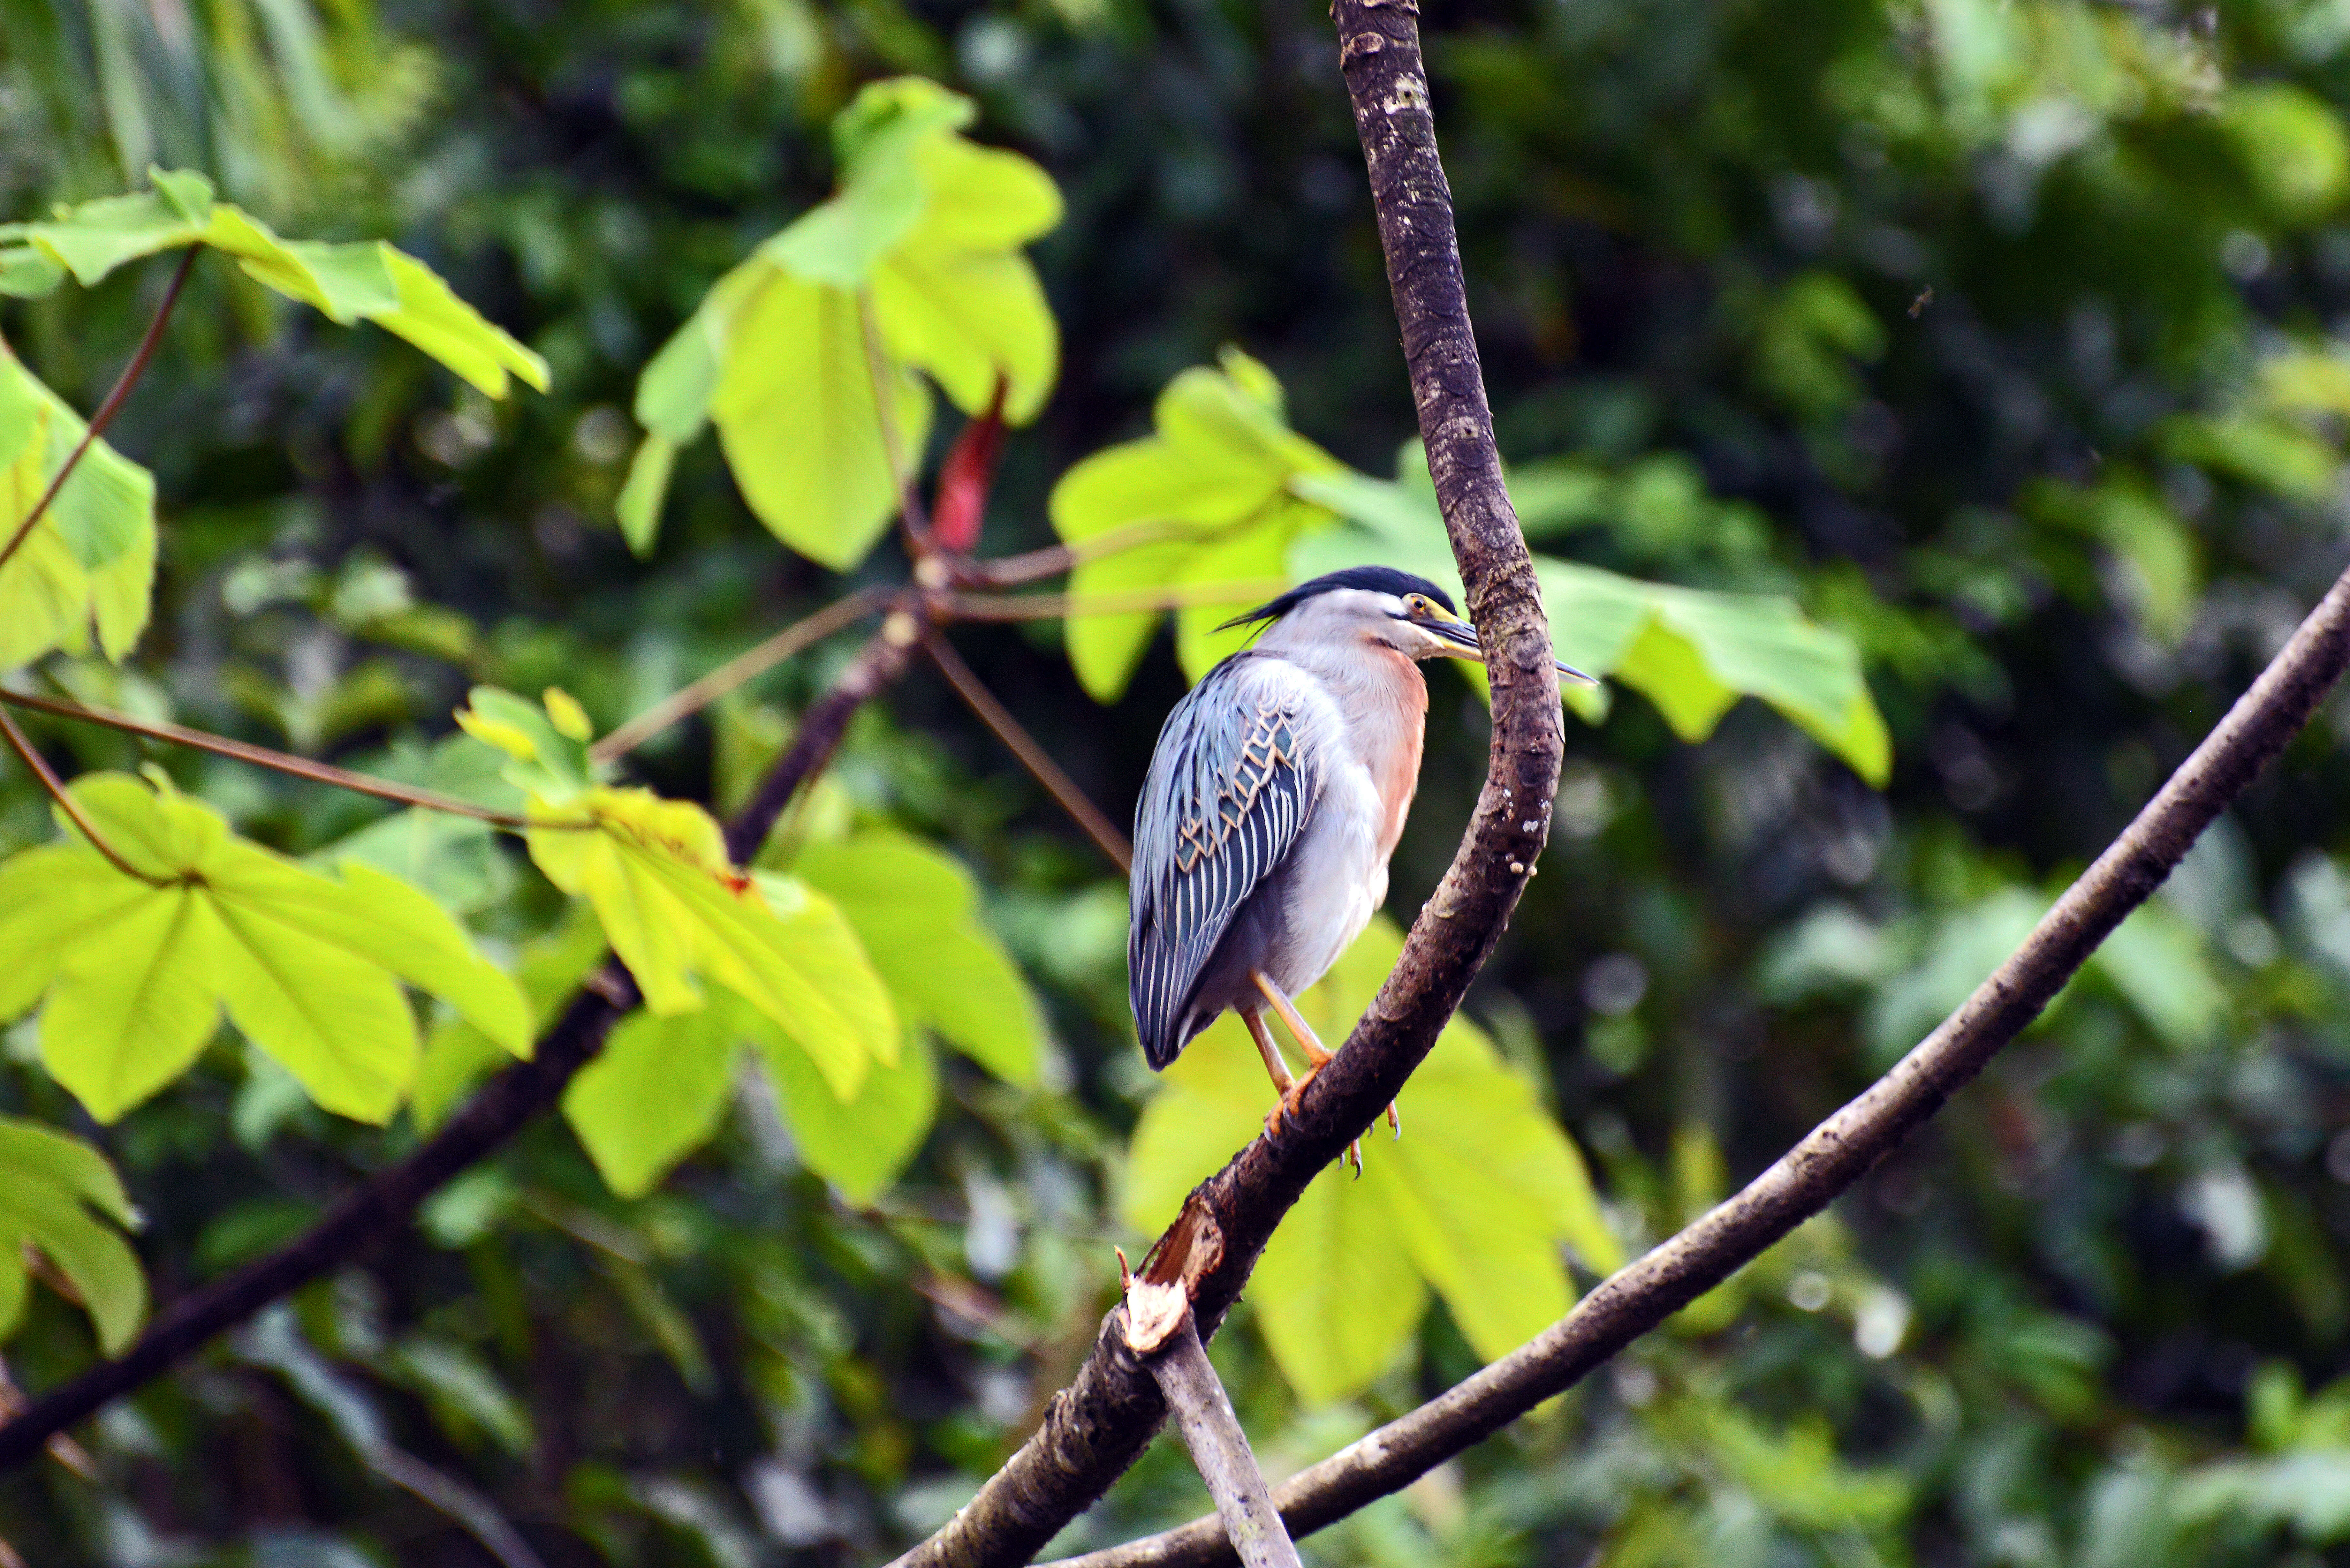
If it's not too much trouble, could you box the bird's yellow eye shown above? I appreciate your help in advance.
[1405,594,1427,614]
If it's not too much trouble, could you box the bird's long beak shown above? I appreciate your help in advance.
[1419,614,1601,686]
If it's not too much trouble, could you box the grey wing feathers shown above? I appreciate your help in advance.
[1128,654,1325,1068]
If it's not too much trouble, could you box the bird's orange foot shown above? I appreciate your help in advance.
[1386,1100,1402,1140]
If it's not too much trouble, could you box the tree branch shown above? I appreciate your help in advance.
[0,688,539,829]
[884,3,1560,1559]
[1042,553,2350,1568]
[0,610,928,1473]
[0,247,197,574]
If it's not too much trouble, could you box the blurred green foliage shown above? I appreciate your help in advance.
[7,0,2350,1564]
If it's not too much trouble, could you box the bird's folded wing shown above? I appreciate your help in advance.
[1129,653,1330,1066]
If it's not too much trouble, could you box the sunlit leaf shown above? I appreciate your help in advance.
[1051,351,1341,700]
[793,831,1045,1085]
[525,787,894,1094]
[620,77,1058,560]
[563,999,744,1199]
[0,337,157,671]
[0,774,527,1123]
[757,1021,938,1205]
[0,1115,146,1354]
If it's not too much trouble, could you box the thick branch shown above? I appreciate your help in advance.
[885,5,1559,1561]
[1047,556,2350,1568]
[0,615,924,1473]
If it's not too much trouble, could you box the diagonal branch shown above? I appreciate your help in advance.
[921,628,1133,873]
[0,688,539,828]
[590,587,891,763]
[0,610,925,1474]
[1046,554,2350,1568]
[0,247,198,574]
[885,2,1561,1560]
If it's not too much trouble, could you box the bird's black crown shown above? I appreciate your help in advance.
[1217,566,1457,631]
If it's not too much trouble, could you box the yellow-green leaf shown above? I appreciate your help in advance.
[563,999,744,1199]
[792,832,1044,1085]
[756,1022,938,1205]
[0,1115,146,1354]
[526,789,894,1095]
[5,775,527,1123]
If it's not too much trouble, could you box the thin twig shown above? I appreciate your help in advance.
[0,704,163,884]
[724,613,922,865]
[921,628,1132,873]
[589,587,890,762]
[958,519,1211,588]
[0,688,540,829]
[0,248,198,574]
[938,581,1286,622]
[1049,552,2350,1568]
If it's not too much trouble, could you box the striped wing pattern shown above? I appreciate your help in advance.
[1129,654,1325,1068]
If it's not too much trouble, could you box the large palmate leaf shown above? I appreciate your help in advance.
[1124,917,1619,1405]
[792,831,1045,1085]
[521,787,895,1097]
[1290,454,1892,786]
[0,775,528,1124]
[0,337,156,671]
[0,1115,146,1354]
[562,991,938,1203]
[0,170,548,397]
[1048,350,1341,700]
[619,78,1060,562]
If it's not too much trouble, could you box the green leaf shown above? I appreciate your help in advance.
[563,999,745,1199]
[1050,353,1342,700]
[525,788,894,1094]
[2094,901,2226,1049]
[1124,916,1615,1402]
[1,774,527,1123]
[792,831,1045,1084]
[2223,84,2350,221]
[0,339,158,671]
[1291,465,1891,784]
[709,270,934,569]
[13,172,548,397]
[757,1022,939,1205]
[0,1115,147,1354]
[620,79,1058,562]
[454,685,598,803]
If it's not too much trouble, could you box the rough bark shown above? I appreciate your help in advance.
[1041,556,2350,1568]
[884,4,1561,1562]
[0,619,918,1474]
[1124,1289,1300,1568]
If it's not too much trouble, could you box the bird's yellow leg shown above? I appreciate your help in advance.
[1252,972,1396,1164]
[1240,1009,1298,1140]
[1252,973,1367,1172]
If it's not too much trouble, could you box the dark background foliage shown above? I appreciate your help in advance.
[8,0,2350,1562]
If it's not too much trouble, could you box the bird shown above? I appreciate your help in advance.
[1128,565,1595,1165]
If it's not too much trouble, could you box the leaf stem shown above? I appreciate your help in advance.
[956,519,1207,587]
[0,688,538,829]
[0,704,163,884]
[939,580,1286,622]
[921,628,1132,873]
[589,587,891,763]
[0,247,198,576]
[857,289,934,555]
